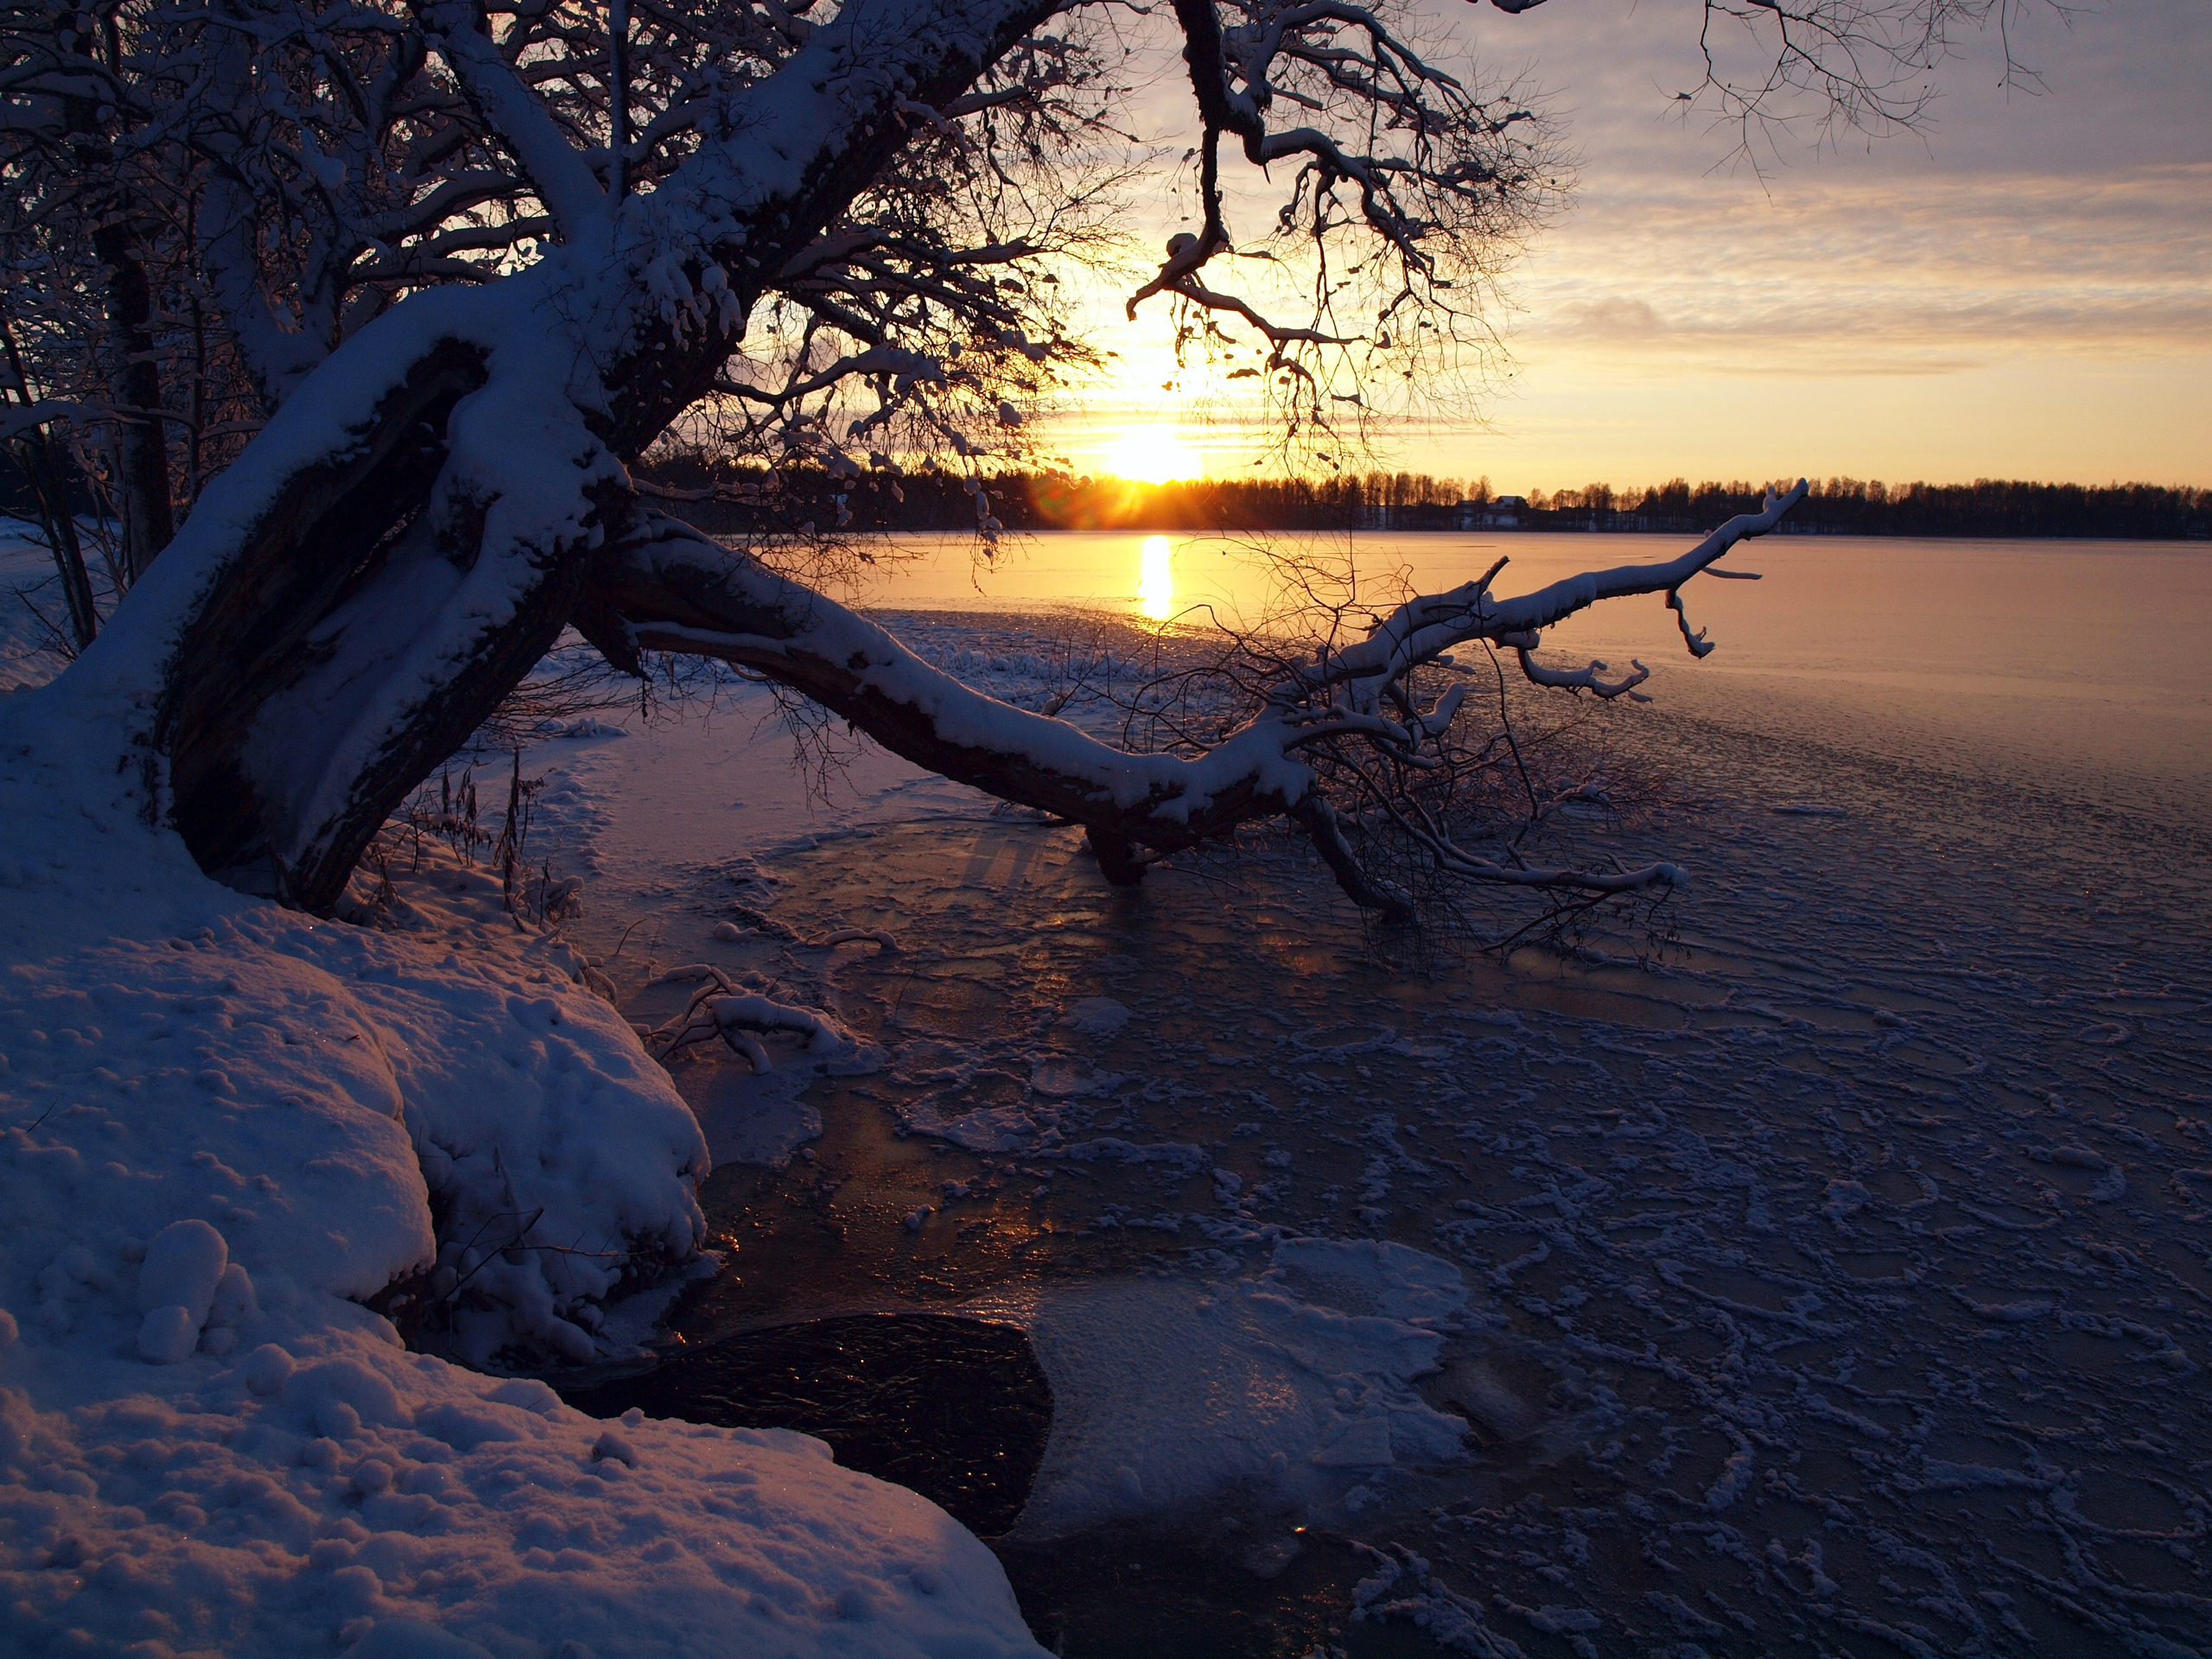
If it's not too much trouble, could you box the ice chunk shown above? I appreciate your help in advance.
[900,1102,1036,1153]
[1031,1059,1121,1099]
[1311,1415,1395,1467]
[969,1235,1472,1534]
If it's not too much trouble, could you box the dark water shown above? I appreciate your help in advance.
[559,1313,1052,1536]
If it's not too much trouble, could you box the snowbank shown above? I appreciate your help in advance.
[0,665,1046,1656]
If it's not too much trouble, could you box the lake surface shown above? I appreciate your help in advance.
[836,531,2212,821]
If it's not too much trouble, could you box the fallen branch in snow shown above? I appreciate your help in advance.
[642,964,851,1072]
[584,482,1805,924]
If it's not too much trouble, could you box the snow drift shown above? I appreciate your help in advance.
[0,672,1045,1657]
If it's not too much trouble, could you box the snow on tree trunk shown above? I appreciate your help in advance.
[79,0,1054,913]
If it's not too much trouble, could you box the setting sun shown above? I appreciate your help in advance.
[1137,535,1174,620]
[1106,427,1204,486]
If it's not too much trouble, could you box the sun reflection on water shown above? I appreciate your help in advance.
[1137,535,1174,621]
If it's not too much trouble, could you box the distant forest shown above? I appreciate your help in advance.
[642,454,2211,541]
[7,453,2202,543]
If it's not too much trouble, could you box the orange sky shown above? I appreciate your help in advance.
[1046,1,2210,495]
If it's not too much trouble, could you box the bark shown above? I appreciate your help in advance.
[1287,795,1415,922]
[65,73,176,581]
[1085,829,1148,886]
[157,338,492,893]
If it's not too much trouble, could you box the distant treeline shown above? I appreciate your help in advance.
[664,452,2212,543]
[7,442,2203,543]
[1542,477,2211,541]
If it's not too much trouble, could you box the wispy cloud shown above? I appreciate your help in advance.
[1041,0,2210,484]
[1517,162,2212,372]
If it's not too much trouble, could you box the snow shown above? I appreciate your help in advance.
[135,1221,233,1363]
[0,536,1045,1656]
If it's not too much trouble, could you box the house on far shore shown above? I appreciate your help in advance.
[1457,494,1527,529]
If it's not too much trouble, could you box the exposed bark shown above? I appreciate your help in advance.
[1287,795,1415,922]
[1086,828,1147,887]
[159,340,492,889]
[60,67,176,581]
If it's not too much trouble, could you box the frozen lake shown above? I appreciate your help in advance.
[520,531,2212,1656]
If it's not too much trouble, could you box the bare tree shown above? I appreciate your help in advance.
[1,0,2038,920]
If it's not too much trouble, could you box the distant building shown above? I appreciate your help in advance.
[1456,493,1526,529]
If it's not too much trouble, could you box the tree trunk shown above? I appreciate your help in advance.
[142,0,1057,913]
[1,308,99,650]
[93,217,175,582]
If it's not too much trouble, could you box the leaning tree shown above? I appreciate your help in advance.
[1,0,2039,922]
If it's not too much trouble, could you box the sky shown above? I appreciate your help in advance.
[1046,0,2212,495]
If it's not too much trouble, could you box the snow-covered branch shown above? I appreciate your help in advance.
[586,484,1805,916]
[1277,480,1808,708]
[415,0,608,237]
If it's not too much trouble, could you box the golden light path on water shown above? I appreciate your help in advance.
[1135,534,1174,620]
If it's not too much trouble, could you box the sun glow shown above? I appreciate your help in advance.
[1137,535,1175,621]
[1106,427,1205,486]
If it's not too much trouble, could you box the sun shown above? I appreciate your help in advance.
[1105,427,1204,486]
